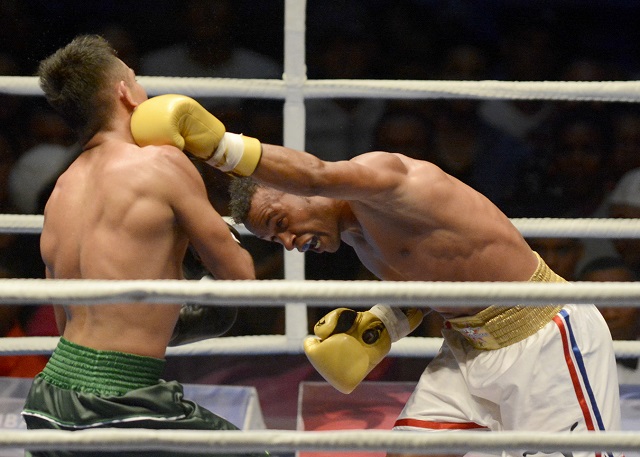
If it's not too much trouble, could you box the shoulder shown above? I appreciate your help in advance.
[138,144,194,167]
[348,151,447,194]
[350,150,395,165]
[350,151,427,173]
[133,144,203,186]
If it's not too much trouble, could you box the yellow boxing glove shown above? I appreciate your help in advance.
[130,94,262,176]
[303,306,423,394]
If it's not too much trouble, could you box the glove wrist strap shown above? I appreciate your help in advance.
[369,305,411,343]
[207,132,262,176]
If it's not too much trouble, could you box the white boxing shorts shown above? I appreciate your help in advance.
[393,303,622,457]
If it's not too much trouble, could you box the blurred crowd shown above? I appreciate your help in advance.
[2,0,640,427]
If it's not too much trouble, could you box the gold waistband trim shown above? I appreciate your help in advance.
[446,252,565,350]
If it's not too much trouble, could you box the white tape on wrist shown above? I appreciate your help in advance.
[369,305,411,343]
[208,132,245,172]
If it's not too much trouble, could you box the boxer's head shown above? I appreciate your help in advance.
[229,177,343,253]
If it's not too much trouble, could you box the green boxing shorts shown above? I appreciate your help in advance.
[22,338,269,457]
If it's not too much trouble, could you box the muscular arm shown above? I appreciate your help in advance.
[159,146,255,280]
[254,145,409,201]
[130,94,409,203]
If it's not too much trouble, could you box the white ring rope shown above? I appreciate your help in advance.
[4,279,640,358]
[1,429,639,454]
[0,214,44,234]
[0,335,302,357]
[1,279,640,306]
[3,278,640,358]
[1,335,638,360]
[511,218,640,238]
[0,214,256,235]
[3,214,640,238]
[3,75,640,102]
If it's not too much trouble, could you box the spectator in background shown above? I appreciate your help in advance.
[608,106,640,188]
[478,8,563,147]
[578,163,640,289]
[439,43,489,81]
[429,97,533,212]
[553,108,613,217]
[9,143,79,217]
[304,1,387,161]
[0,1,38,73]
[23,103,76,152]
[99,23,142,74]
[602,168,640,280]
[558,56,628,119]
[416,43,532,212]
[526,237,584,281]
[9,100,79,217]
[140,0,281,131]
[510,108,612,218]
[374,0,438,81]
[0,53,31,155]
[578,257,640,385]
[372,107,434,161]
[0,133,17,214]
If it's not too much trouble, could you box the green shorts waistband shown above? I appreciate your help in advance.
[41,338,166,396]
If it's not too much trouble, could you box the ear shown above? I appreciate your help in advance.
[118,80,139,111]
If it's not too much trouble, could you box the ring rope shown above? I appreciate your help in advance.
[0,279,639,306]
[0,214,258,236]
[3,75,640,102]
[510,218,640,238]
[0,214,44,234]
[0,335,303,357]
[1,335,638,359]
[3,214,640,238]
[1,429,638,454]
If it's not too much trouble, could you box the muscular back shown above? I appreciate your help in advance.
[343,153,538,284]
[41,139,196,357]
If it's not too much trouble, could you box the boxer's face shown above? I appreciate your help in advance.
[245,189,341,253]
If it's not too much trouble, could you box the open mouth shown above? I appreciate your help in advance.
[300,236,320,252]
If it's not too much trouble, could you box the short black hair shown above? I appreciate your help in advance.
[37,34,124,144]
[228,177,259,224]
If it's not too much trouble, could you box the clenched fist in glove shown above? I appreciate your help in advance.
[131,94,262,176]
[169,278,238,346]
[304,306,424,394]
[169,224,242,346]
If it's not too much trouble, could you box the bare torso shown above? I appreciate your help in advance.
[252,145,540,318]
[40,139,187,358]
[339,154,538,316]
